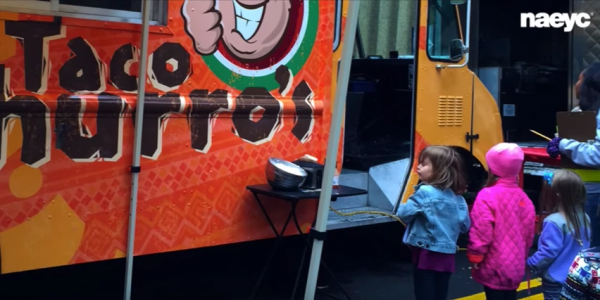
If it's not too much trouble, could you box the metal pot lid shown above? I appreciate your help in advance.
[268,158,307,177]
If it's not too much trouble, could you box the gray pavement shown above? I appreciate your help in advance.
[313,243,484,300]
[0,222,539,300]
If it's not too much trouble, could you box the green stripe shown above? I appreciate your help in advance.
[567,168,600,182]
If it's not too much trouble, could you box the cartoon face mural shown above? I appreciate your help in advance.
[220,0,291,60]
[182,0,319,91]
[183,0,291,60]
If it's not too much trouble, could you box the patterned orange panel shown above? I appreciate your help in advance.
[0,0,336,273]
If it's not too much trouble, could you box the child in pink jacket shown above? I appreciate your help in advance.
[467,143,536,300]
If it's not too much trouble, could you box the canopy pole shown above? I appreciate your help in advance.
[303,1,360,299]
[123,1,152,299]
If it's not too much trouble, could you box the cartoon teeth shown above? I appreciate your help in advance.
[233,0,265,40]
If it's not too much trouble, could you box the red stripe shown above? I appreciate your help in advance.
[418,26,427,50]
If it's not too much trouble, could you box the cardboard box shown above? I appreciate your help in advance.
[556,111,597,169]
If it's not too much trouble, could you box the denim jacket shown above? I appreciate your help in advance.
[397,183,471,254]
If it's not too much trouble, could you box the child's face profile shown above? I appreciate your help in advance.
[417,158,433,182]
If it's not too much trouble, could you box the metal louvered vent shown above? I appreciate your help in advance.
[437,96,463,127]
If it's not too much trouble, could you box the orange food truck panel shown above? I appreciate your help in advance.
[0,0,338,273]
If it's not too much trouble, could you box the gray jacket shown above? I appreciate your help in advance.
[397,183,471,254]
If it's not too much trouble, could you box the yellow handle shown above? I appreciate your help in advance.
[530,129,551,141]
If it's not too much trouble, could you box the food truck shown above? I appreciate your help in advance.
[0,0,586,281]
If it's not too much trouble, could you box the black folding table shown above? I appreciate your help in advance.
[246,184,367,300]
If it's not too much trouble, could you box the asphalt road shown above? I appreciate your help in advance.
[0,222,540,300]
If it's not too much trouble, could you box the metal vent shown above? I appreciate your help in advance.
[437,96,463,127]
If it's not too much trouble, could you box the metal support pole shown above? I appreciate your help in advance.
[303,1,360,299]
[123,1,152,299]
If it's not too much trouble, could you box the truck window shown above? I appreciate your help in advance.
[356,1,417,58]
[0,0,167,25]
[427,0,463,61]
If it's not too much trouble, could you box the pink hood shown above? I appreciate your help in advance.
[485,143,524,178]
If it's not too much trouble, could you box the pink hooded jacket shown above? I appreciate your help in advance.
[467,143,536,290]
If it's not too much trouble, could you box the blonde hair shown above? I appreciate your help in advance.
[484,171,499,188]
[540,170,590,244]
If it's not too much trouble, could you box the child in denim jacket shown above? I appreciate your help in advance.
[398,146,471,300]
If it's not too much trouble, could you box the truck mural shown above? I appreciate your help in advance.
[0,0,507,278]
[0,0,336,273]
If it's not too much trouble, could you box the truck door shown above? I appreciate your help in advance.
[414,0,473,151]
